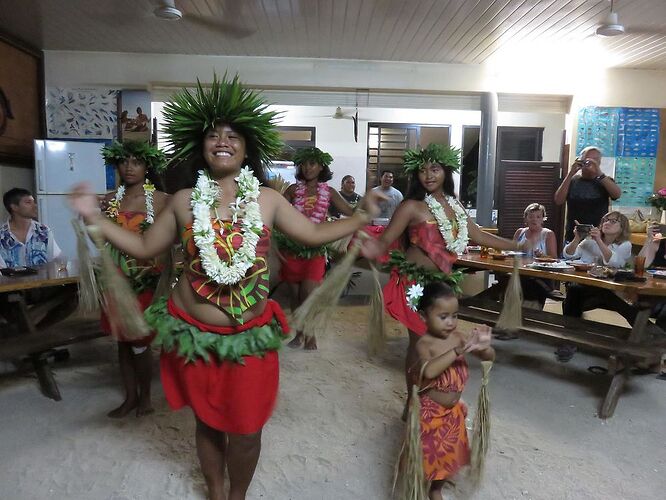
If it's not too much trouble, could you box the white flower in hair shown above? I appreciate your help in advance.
[406,283,425,311]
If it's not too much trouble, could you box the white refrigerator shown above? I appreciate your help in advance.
[34,139,108,260]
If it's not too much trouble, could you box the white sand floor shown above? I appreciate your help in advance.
[1,298,665,499]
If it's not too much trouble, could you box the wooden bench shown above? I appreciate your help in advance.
[458,296,666,418]
[0,317,104,401]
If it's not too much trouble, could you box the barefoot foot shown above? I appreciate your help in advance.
[288,333,304,348]
[136,399,154,417]
[304,336,317,350]
[107,399,138,418]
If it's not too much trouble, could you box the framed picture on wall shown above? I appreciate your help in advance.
[0,33,43,165]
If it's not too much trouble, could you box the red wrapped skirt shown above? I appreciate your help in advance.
[160,298,289,434]
[279,254,326,283]
[383,269,427,336]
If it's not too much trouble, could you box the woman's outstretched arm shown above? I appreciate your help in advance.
[69,182,179,259]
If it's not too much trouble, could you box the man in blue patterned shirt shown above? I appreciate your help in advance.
[0,188,62,268]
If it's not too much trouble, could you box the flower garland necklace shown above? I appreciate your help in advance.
[191,167,263,285]
[424,194,469,255]
[293,181,330,223]
[106,181,156,227]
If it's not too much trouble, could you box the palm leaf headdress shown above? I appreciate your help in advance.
[293,147,334,168]
[403,143,462,174]
[161,73,283,170]
[101,141,166,172]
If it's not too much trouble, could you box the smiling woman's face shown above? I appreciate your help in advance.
[203,124,247,175]
[417,162,445,193]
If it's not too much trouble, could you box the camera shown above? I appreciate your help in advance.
[575,223,594,237]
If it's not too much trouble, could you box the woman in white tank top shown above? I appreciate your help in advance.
[513,203,557,258]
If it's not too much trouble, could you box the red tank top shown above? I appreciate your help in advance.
[408,220,458,273]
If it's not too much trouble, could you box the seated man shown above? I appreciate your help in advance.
[0,188,62,268]
[0,188,74,331]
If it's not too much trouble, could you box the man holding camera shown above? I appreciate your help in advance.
[555,146,621,241]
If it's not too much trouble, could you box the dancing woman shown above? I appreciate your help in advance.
[100,140,169,418]
[363,144,526,414]
[69,75,381,500]
[276,147,354,349]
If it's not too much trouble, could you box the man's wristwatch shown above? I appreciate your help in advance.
[595,173,607,182]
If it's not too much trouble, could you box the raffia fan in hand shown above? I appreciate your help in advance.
[266,174,290,194]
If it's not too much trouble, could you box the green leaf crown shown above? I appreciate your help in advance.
[293,147,333,168]
[403,143,461,174]
[161,73,283,170]
[101,141,166,172]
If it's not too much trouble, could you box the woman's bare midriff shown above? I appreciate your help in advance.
[423,389,462,408]
[171,278,267,326]
[405,245,439,270]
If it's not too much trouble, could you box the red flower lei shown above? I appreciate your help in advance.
[293,181,330,223]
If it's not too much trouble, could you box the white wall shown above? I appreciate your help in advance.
[153,102,564,196]
[44,51,666,110]
[0,164,34,220]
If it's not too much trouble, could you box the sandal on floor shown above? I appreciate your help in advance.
[555,345,577,362]
[587,365,608,375]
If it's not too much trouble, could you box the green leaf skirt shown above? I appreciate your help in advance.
[145,296,289,364]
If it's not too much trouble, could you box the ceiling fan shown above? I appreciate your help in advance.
[153,0,255,38]
[330,107,367,143]
[88,0,254,38]
[595,0,666,37]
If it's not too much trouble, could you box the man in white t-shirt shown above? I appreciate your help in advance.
[371,171,403,219]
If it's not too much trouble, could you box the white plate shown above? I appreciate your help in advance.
[528,262,574,271]
[505,251,526,256]
[647,269,666,277]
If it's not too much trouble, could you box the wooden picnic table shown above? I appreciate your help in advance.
[455,253,666,419]
[0,261,102,400]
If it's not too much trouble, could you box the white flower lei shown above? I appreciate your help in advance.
[106,181,156,225]
[424,194,469,255]
[190,167,263,285]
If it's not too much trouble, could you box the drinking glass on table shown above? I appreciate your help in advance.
[634,255,646,277]
[53,256,68,276]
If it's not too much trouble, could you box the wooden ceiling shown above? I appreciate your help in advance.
[1,0,666,69]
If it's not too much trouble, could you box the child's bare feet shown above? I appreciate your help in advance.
[303,335,317,350]
[287,332,304,348]
[429,480,445,500]
[107,399,138,418]
[401,402,409,422]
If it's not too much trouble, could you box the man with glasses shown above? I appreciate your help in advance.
[554,146,622,241]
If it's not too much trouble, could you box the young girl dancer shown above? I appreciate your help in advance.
[414,281,495,499]
[277,147,353,350]
[100,141,169,417]
[70,75,382,500]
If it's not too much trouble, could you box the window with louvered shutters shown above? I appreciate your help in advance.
[496,161,563,249]
[367,124,450,195]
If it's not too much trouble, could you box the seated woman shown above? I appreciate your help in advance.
[512,203,560,309]
[562,211,634,320]
[637,222,666,331]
